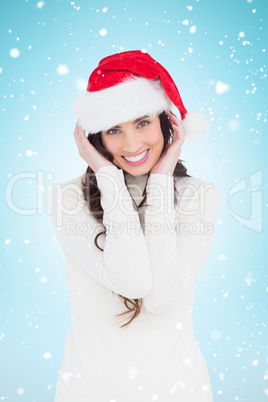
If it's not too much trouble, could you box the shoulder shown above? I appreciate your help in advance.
[174,175,221,214]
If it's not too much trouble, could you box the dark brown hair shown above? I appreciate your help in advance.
[81,111,191,328]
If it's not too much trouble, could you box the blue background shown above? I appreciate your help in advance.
[0,0,267,400]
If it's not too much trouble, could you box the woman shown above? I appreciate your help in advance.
[48,50,221,401]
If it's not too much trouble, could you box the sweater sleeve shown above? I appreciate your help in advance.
[142,174,221,314]
[47,165,152,299]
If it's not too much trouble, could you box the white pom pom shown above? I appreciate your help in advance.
[181,111,209,141]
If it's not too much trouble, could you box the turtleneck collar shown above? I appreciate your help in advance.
[123,171,149,207]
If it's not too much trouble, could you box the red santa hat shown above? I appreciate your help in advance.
[72,50,209,141]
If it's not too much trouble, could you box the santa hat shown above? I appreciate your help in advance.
[72,50,209,141]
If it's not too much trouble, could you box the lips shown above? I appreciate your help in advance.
[123,149,148,162]
[122,149,150,166]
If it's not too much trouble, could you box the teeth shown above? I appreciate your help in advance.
[124,149,148,162]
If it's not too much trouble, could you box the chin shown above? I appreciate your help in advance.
[124,164,152,176]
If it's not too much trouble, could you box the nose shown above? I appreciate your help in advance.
[122,133,144,156]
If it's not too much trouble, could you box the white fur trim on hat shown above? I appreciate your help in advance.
[182,111,209,141]
[72,76,172,133]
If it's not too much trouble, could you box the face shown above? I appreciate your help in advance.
[100,115,164,176]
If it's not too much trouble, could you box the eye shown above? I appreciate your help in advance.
[106,128,120,135]
[138,120,150,128]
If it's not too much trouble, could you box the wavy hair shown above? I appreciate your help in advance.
[81,111,191,328]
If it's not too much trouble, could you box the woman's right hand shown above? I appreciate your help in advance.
[73,123,115,173]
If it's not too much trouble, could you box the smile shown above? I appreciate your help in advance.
[122,149,150,166]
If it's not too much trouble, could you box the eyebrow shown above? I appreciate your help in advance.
[111,115,149,129]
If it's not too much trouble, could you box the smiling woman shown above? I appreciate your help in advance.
[47,50,221,402]
[101,115,164,174]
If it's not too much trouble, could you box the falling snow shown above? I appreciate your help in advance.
[75,78,87,91]
[189,25,197,33]
[215,81,231,94]
[57,64,69,75]
[99,28,108,36]
[217,253,227,260]
[36,1,45,9]
[10,48,20,58]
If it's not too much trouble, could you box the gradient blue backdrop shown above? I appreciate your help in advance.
[1,0,267,400]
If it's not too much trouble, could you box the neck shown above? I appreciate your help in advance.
[123,170,149,207]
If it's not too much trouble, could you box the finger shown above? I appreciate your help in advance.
[74,123,85,146]
[73,123,79,138]
[74,122,86,136]
[77,125,89,142]
[168,110,180,124]
[74,125,88,155]
[75,125,89,148]
[168,112,185,134]
[74,130,85,157]
[170,114,184,129]
[171,122,185,141]
[170,126,185,151]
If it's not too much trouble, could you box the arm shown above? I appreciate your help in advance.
[47,165,152,299]
[142,174,221,313]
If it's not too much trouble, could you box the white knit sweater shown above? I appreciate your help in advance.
[47,165,221,402]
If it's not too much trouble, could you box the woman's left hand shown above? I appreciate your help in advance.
[150,111,185,176]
